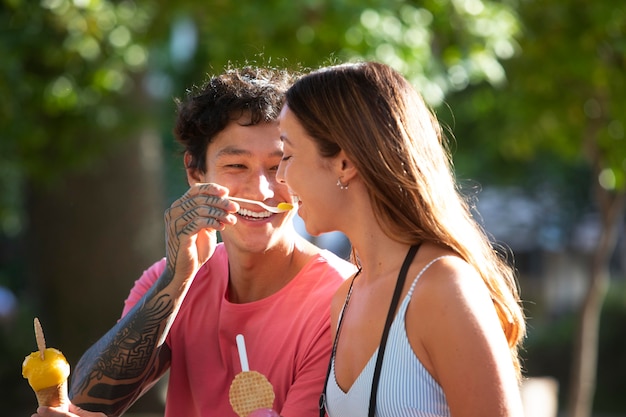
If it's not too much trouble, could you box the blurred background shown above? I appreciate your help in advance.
[1,0,624,416]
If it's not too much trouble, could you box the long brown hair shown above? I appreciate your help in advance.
[285,61,526,377]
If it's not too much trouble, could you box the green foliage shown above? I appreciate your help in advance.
[127,0,526,217]
[340,0,522,105]
[0,0,526,237]
[439,0,625,258]
[498,0,626,189]
[143,0,522,103]
[0,0,155,235]
[442,0,625,188]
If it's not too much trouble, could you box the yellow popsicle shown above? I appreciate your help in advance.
[22,347,70,391]
[21,318,70,409]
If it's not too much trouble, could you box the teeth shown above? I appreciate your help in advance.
[238,208,272,219]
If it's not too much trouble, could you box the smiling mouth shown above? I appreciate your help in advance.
[237,207,273,219]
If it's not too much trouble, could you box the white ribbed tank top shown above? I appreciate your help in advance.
[325,256,452,417]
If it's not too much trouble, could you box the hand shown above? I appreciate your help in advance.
[164,183,238,279]
[248,408,281,417]
[32,404,105,417]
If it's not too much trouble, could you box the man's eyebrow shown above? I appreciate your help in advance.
[215,146,283,158]
[215,146,251,158]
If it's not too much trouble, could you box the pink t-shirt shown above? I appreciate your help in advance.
[122,243,356,417]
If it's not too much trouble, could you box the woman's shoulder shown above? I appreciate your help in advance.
[408,248,502,349]
[412,252,487,309]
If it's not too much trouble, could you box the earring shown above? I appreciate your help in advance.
[337,178,349,190]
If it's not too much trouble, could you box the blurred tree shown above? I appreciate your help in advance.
[0,0,157,233]
[498,3,625,417]
[443,1,625,416]
[0,0,165,412]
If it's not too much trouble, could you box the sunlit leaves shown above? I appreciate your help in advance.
[337,1,521,105]
[0,0,547,235]
[498,0,626,193]
[0,0,156,233]
[1,0,155,156]
[44,75,78,112]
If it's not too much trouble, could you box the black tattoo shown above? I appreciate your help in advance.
[71,273,176,415]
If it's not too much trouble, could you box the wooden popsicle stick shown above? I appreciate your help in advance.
[34,317,46,360]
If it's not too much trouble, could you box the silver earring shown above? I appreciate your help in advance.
[337,179,349,190]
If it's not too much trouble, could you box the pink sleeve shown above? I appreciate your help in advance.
[120,258,167,318]
[277,258,349,417]
[280,313,332,417]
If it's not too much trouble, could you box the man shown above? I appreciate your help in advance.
[50,67,355,417]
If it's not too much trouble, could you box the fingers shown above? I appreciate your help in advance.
[163,183,238,274]
[168,184,238,233]
[168,202,232,235]
[33,406,78,417]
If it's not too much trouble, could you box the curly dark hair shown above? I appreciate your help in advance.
[173,66,298,172]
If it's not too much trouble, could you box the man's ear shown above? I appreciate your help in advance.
[184,152,204,185]
[335,150,358,184]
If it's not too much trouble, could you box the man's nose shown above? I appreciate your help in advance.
[246,171,275,200]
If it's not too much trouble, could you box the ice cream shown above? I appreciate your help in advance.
[22,318,70,410]
[276,202,293,212]
[229,334,276,417]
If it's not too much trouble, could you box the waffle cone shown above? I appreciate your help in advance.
[229,371,275,417]
[35,380,69,410]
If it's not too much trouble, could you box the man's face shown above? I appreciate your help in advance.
[195,119,296,253]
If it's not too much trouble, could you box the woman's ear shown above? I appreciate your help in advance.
[335,150,358,184]
[184,152,204,185]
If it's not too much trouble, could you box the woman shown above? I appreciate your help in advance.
[277,62,526,417]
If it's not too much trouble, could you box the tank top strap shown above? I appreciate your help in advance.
[406,255,456,298]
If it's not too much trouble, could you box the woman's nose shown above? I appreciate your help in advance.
[276,161,286,185]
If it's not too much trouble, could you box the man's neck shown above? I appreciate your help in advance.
[225,236,320,303]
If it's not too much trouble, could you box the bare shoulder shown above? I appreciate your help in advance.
[407,252,503,362]
[407,252,509,375]
[407,248,523,415]
[411,254,491,314]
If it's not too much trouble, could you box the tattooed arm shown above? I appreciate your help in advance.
[69,183,238,416]
[68,271,174,416]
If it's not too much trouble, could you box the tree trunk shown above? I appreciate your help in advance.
[25,130,166,412]
[567,187,625,417]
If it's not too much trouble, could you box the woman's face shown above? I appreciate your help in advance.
[277,105,341,236]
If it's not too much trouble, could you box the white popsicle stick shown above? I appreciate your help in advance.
[236,334,250,372]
